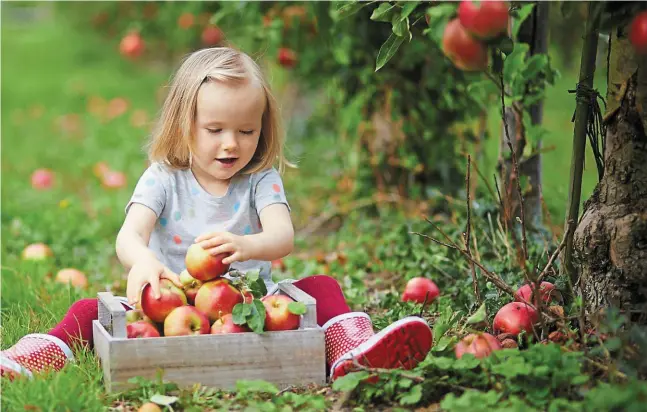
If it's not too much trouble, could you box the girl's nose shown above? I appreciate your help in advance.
[221,131,238,151]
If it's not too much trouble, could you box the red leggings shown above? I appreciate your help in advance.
[48,275,350,350]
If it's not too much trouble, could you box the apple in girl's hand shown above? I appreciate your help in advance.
[141,279,187,323]
[211,313,251,334]
[493,302,538,337]
[194,278,244,322]
[21,243,53,261]
[127,320,161,339]
[31,168,54,190]
[514,281,559,306]
[455,332,502,359]
[164,306,210,336]
[262,295,300,331]
[458,0,510,40]
[185,243,230,282]
[401,277,440,305]
[55,268,88,289]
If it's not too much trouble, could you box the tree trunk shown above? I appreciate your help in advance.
[573,26,647,324]
[499,2,549,232]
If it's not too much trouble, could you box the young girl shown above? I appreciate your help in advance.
[1,47,432,383]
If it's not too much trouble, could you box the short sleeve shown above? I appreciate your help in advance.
[125,163,169,217]
[253,168,291,215]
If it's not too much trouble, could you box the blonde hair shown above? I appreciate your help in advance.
[148,47,291,175]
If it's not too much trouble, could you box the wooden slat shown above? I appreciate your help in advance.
[92,320,114,392]
[105,329,326,392]
[276,282,318,329]
[97,292,127,338]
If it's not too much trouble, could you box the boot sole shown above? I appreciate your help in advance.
[330,316,432,380]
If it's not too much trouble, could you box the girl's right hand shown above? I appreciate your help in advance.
[126,256,183,306]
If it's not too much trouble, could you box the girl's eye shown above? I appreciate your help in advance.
[240,130,255,135]
[207,128,222,134]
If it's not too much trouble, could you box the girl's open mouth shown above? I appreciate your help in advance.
[216,158,237,168]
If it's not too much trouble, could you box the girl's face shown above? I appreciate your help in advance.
[192,79,265,185]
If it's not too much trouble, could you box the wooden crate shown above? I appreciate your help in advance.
[93,281,326,392]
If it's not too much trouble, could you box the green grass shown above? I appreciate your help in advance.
[1,4,620,411]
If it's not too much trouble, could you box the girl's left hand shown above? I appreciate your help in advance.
[194,231,254,265]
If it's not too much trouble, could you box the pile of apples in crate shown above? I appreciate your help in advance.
[127,244,305,339]
[401,277,563,359]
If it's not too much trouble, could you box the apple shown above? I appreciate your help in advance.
[194,278,244,322]
[277,47,297,69]
[22,243,53,261]
[211,313,251,334]
[55,268,88,289]
[164,306,210,337]
[261,294,300,331]
[126,309,144,324]
[179,269,202,305]
[442,18,489,72]
[119,32,145,59]
[127,321,161,339]
[514,281,558,306]
[140,279,187,323]
[243,291,253,304]
[138,403,162,412]
[31,168,54,190]
[185,243,230,281]
[202,25,223,46]
[630,11,647,55]
[493,302,538,337]
[458,0,509,40]
[101,170,127,189]
[455,332,502,359]
[401,277,440,305]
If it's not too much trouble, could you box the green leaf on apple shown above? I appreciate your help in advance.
[232,303,252,325]
[287,301,307,315]
[247,299,266,334]
[245,269,260,283]
[250,277,267,298]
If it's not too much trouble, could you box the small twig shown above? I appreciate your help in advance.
[493,174,508,234]
[470,159,497,202]
[276,385,295,396]
[537,228,569,283]
[411,231,516,296]
[464,155,481,305]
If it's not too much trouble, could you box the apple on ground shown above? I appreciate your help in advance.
[442,18,489,72]
[211,313,251,334]
[164,306,210,336]
[458,0,510,40]
[127,320,161,339]
[514,281,559,306]
[141,279,187,323]
[262,294,300,331]
[22,243,53,261]
[120,32,145,59]
[401,277,440,305]
[455,332,502,359]
[493,302,539,337]
[138,403,162,412]
[185,243,230,282]
[31,168,54,190]
[55,268,88,289]
[630,11,647,55]
[194,278,244,322]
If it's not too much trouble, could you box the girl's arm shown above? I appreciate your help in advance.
[246,203,294,261]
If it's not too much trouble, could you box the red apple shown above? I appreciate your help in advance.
[140,279,187,323]
[138,403,162,412]
[119,32,145,59]
[194,278,244,322]
[55,268,88,289]
[101,170,127,189]
[455,332,502,359]
[458,0,509,40]
[262,294,300,331]
[211,313,251,334]
[21,243,53,261]
[127,320,161,339]
[514,281,558,306]
[401,277,440,305]
[31,168,54,190]
[185,243,230,282]
[202,25,223,46]
[277,47,297,68]
[442,18,489,72]
[493,302,538,337]
[164,306,210,337]
[179,269,202,304]
[630,11,647,55]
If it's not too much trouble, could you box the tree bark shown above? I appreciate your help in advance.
[573,26,647,324]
